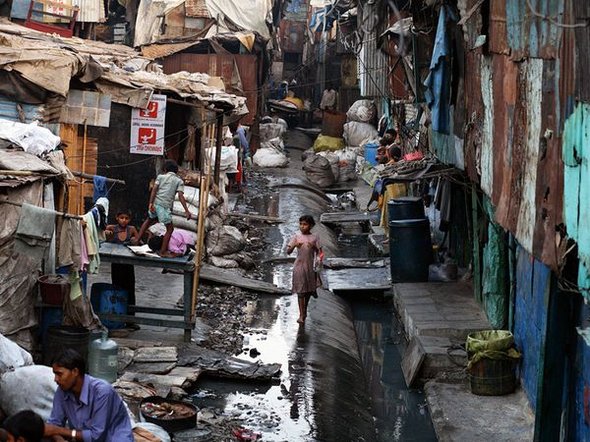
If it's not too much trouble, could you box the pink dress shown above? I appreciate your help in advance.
[289,233,321,294]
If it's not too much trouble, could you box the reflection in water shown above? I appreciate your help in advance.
[352,298,437,442]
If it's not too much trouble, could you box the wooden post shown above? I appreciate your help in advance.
[190,116,214,320]
[213,113,224,185]
[80,122,88,215]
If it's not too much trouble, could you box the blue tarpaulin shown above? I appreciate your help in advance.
[423,6,454,135]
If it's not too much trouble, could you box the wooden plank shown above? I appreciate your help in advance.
[119,372,188,388]
[401,337,426,387]
[200,263,290,295]
[134,346,178,363]
[320,211,371,225]
[226,212,285,223]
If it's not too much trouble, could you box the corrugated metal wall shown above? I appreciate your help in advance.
[357,1,388,98]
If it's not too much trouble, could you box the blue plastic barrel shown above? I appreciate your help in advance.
[364,142,379,166]
[90,283,128,329]
[389,218,433,282]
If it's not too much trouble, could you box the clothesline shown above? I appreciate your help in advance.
[0,199,83,220]
[71,171,125,185]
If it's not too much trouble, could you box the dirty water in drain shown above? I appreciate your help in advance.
[191,183,436,441]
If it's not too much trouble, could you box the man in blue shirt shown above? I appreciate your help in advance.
[44,349,133,442]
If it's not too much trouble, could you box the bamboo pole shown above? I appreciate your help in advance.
[0,199,83,219]
[190,117,214,319]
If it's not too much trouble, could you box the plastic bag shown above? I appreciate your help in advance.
[312,134,345,152]
[0,120,61,156]
[253,148,289,168]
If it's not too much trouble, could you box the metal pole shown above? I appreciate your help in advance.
[213,113,224,184]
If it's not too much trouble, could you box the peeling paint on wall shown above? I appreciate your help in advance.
[479,55,494,197]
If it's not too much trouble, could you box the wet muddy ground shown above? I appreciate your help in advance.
[91,130,436,441]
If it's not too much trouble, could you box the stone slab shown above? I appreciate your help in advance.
[425,381,534,442]
[134,346,178,363]
[393,282,490,341]
[326,267,391,293]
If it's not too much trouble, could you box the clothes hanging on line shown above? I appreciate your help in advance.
[14,202,56,261]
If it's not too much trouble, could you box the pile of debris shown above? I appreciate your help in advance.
[302,99,379,188]
[252,117,289,168]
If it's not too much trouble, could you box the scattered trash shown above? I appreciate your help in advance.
[232,427,261,441]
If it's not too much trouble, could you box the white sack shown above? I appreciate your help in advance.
[207,145,238,172]
[253,149,289,168]
[346,99,376,123]
[317,151,340,182]
[0,365,57,420]
[177,186,218,208]
[206,225,245,256]
[0,333,33,375]
[343,121,378,147]
[338,149,357,182]
[0,120,61,156]
[172,201,199,219]
[259,123,286,143]
[133,423,171,442]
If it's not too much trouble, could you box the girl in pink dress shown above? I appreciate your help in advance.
[287,215,323,324]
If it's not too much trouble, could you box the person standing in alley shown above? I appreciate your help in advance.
[135,159,192,257]
[287,215,324,324]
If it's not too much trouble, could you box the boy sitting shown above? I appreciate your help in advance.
[136,160,192,257]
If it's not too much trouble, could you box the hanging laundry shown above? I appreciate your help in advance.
[14,203,56,261]
[80,224,90,271]
[57,218,82,269]
[93,175,108,202]
[83,212,101,274]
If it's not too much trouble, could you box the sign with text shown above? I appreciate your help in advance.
[130,94,166,155]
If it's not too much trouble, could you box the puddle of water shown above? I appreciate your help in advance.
[350,298,437,442]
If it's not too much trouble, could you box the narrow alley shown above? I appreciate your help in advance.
[0,1,589,442]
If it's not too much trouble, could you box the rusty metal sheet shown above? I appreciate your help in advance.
[185,0,210,18]
[533,59,563,268]
[279,20,306,53]
[162,53,259,125]
[488,0,510,54]
[505,0,564,60]
[574,1,590,102]
[463,50,483,183]
[558,0,576,126]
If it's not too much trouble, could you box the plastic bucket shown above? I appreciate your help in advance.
[43,326,90,366]
[38,275,70,305]
[364,143,379,166]
[90,283,128,330]
[389,218,433,282]
[387,197,425,222]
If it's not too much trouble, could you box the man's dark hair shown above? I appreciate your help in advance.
[163,159,179,174]
[389,146,402,161]
[379,134,394,146]
[52,348,86,374]
[385,128,397,138]
[148,235,163,252]
[299,214,316,227]
[3,410,44,442]
[116,209,131,217]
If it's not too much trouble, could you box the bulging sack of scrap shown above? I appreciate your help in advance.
[0,333,33,375]
[346,99,376,123]
[343,122,378,147]
[0,365,57,420]
[206,225,246,256]
[304,154,335,188]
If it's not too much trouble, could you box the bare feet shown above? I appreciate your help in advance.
[159,251,175,258]
[297,317,305,324]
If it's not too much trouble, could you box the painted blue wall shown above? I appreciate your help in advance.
[513,245,550,409]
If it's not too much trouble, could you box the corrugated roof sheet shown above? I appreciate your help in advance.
[185,0,210,18]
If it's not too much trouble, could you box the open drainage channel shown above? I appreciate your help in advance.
[191,183,435,441]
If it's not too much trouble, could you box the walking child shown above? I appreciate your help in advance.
[136,159,192,257]
[287,215,324,324]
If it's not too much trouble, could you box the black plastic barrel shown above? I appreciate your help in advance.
[43,326,90,366]
[387,196,425,222]
[389,219,433,282]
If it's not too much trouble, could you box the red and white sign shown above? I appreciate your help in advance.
[130,94,166,155]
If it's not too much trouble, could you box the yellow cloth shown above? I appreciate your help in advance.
[284,96,304,110]
[379,183,408,228]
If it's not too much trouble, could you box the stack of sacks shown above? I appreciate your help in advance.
[171,186,218,232]
[206,225,254,269]
[254,120,289,168]
[343,99,379,149]
[0,333,56,420]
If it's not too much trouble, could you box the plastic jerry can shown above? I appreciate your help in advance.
[88,331,119,383]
